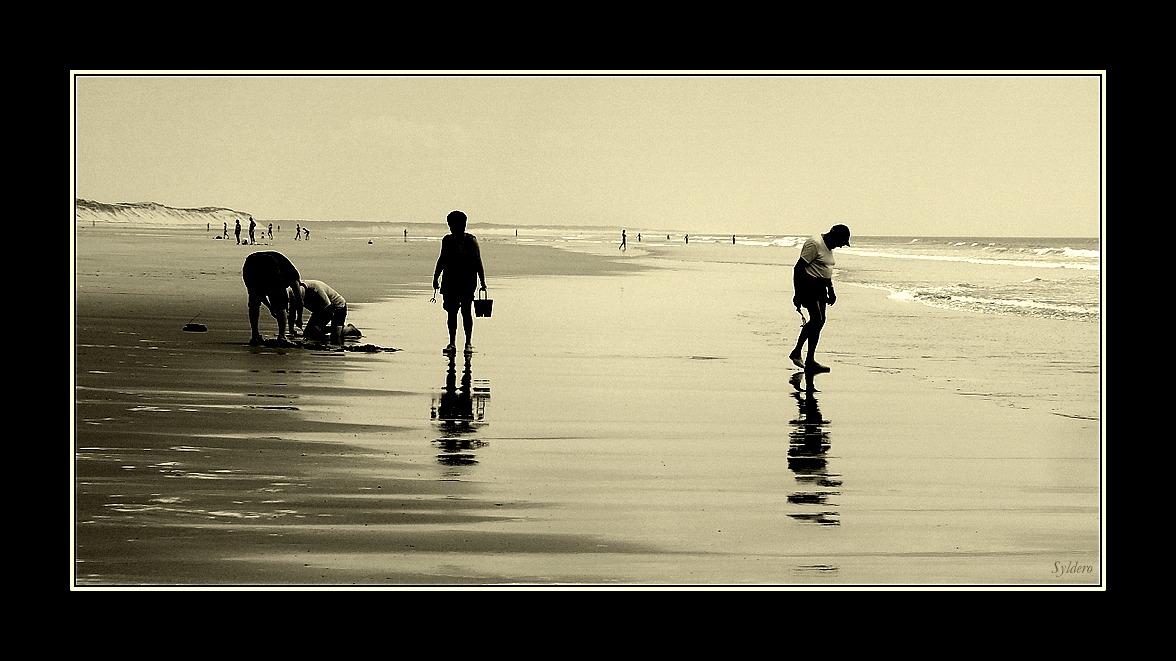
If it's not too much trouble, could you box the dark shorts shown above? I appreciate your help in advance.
[442,295,473,313]
[308,303,347,330]
[793,272,829,305]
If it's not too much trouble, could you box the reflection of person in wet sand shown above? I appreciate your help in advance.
[436,352,474,422]
[432,352,488,467]
[243,251,304,345]
[294,279,348,345]
[787,390,840,525]
[433,210,487,355]
[789,224,851,375]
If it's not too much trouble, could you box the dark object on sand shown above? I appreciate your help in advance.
[345,344,400,353]
[183,323,208,332]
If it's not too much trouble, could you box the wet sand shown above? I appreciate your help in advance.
[73,226,1102,587]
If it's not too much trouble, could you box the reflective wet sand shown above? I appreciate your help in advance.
[74,228,1102,587]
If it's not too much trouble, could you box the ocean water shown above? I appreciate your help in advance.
[832,236,1100,323]
[338,223,1100,324]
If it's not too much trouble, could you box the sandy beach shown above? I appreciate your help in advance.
[73,223,1102,587]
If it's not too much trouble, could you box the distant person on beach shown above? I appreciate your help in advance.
[789,224,852,374]
[304,227,310,241]
[248,217,256,244]
[224,222,228,239]
[295,223,301,240]
[620,230,627,251]
[295,279,348,345]
[243,251,304,345]
[235,219,242,244]
[433,210,487,355]
[268,223,273,240]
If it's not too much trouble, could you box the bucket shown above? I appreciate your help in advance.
[474,291,493,317]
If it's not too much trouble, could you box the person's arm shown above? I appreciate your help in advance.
[472,236,486,291]
[792,257,807,308]
[433,238,447,290]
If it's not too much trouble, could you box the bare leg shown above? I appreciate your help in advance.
[446,308,459,352]
[789,301,827,370]
[461,301,474,352]
[249,302,263,344]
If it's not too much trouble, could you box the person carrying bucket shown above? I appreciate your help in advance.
[432,210,487,355]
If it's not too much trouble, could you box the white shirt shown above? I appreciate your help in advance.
[800,234,835,280]
[301,280,346,312]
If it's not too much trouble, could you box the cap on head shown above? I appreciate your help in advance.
[830,224,852,247]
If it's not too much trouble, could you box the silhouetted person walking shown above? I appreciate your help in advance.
[790,224,851,374]
[433,210,487,355]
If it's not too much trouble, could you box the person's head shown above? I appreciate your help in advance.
[827,224,852,248]
[264,286,290,319]
[447,210,467,234]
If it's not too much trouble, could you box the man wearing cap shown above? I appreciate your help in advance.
[789,224,852,374]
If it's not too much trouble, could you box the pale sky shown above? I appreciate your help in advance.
[72,72,1103,237]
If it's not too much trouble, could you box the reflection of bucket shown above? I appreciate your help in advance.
[474,292,493,317]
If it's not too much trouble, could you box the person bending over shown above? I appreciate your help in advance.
[243,251,304,345]
[295,279,348,345]
[789,224,851,373]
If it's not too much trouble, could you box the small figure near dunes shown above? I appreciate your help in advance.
[243,251,304,345]
[433,210,487,355]
[294,279,348,345]
[248,216,256,244]
[789,224,851,375]
[235,219,242,244]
